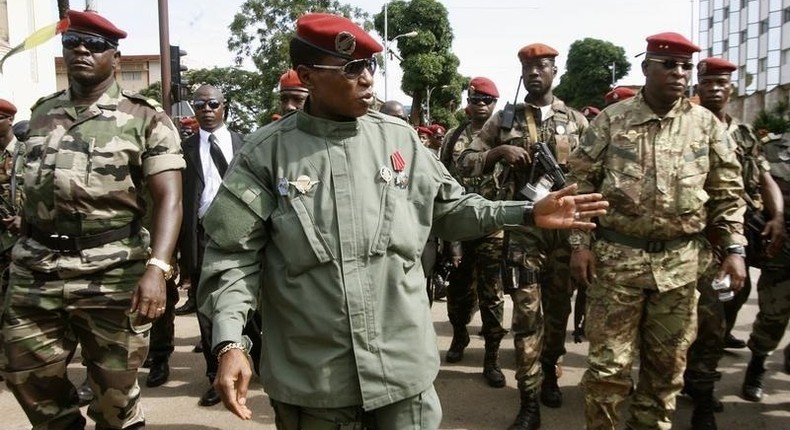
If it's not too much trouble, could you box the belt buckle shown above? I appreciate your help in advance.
[49,233,72,253]
[644,240,665,253]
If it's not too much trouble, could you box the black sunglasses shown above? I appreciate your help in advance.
[62,33,117,53]
[646,57,694,71]
[193,99,223,110]
[309,57,377,79]
[468,95,497,105]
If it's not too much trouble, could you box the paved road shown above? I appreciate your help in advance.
[2,271,789,429]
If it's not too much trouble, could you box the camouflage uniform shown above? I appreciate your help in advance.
[443,124,507,342]
[0,134,23,372]
[457,97,587,393]
[684,117,769,393]
[746,133,790,359]
[569,92,746,430]
[1,83,184,429]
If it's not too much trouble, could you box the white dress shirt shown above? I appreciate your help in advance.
[198,125,233,218]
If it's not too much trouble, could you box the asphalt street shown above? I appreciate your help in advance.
[1,269,788,429]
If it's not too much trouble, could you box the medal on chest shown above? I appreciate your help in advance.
[390,151,408,188]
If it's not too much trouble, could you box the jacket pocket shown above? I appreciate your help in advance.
[270,195,334,276]
[676,155,710,214]
[602,140,643,216]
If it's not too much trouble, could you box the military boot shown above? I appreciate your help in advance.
[742,353,767,402]
[445,325,470,363]
[508,388,541,430]
[483,336,506,388]
[540,362,562,408]
[689,388,718,430]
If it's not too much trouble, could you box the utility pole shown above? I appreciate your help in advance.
[158,0,172,115]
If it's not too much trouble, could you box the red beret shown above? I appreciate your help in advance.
[0,99,17,116]
[604,86,637,105]
[416,126,433,136]
[67,10,126,41]
[428,124,446,135]
[279,69,308,93]
[697,57,737,76]
[295,13,382,60]
[581,106,600,117]
[518,43,559,62]
[645,32,699,58]
[469,77,499,98]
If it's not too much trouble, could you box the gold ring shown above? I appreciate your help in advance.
[574,212,580,220]
[157,307,165,311]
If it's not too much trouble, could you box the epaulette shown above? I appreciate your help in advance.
[30,90,66,111]
[122,90,164,113]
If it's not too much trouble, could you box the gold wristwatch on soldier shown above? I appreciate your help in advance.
[146,256,174,280]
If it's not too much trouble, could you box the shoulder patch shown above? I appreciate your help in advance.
[30,90,66,112]
[122,91,164,112]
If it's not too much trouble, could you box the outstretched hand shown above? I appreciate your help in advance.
[533,184,608,230]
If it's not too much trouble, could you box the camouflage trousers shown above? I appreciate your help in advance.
[510,227,573,391]
[271,385,442,430]
[1,260,150,430]
[0,251,12,371]
[747,239,790,355]
[581,278,699,430]
[684,256,734,391]
[445,236,506,339]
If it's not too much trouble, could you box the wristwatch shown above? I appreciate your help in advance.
[725,244,746,258]
[146,257,174,280]
[568,232,589,251]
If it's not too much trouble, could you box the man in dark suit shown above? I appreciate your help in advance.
[162,84,244,406]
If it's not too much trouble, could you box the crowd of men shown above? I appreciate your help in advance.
[0,7,787,430]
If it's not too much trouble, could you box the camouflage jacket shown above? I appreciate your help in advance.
[726,116,770,211]
[762,132,790,219]
[0,136,23,253]
[440,122,489,194]
[456,96,588,201]
[567,91,746,251]
[15,81,185,276]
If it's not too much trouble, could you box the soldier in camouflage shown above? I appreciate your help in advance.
[568,33,747,430]
[0,10,184,430]
[439,77,508,387]
[741,130,790,403]
[682,57,786,430]
[457,44,588,430]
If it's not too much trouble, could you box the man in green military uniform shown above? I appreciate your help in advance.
[439,77,508,387]
[682,57,786,430]
[741,130,790,403]
[457,43,588,430]
[1,10,184,430]
[569,33,747,430]
[196,13,608,430]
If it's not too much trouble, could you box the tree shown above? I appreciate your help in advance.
[554,38,630,109]
[139,67,269,134]
[227,0,371,124]
[753,99,790,135]
[373,0,463,128]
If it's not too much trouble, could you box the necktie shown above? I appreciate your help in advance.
[208,133,228,178]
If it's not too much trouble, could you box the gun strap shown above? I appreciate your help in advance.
[524,108,539,143]
[440,121,469,169]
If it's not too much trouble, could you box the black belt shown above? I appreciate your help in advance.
[26,221,141,253]
[597,227,694,253]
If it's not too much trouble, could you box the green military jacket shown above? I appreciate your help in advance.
[726,116,771,210]
[15,82,184,277]
[0,136,23,253]
[456,96,588,201]
[567,91,746,291]
[762,132,790,218]
[198,110,527,410]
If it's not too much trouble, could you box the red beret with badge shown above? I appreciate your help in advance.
[518,43,559,63]
[697,57,737,76]
[469,77,499,98]
[604,86,637,105]
[295,13,383,60]
[0,98,17,116]
[416,126,433,136]
[428,124,446,136]
[279,69,308,93]
[645,32,699,58]
[67,9,127,41]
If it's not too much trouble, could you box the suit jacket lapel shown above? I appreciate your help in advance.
[184,134,204,186]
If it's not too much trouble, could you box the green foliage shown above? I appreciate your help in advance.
[752,100,790,135]
[185,68,269,134]
[227,0,371,126]
[554,38,630,109]
[139,81,162,103]
[373,0,463,128]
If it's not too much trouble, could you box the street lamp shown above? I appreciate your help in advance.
[383,3,418,100]
[607,61,616,86]
[425,84,449,125]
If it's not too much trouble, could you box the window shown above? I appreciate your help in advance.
[121,71,142,81]
[722,39,729,51]
[740,29,748,44]
[759,19,769,35]
[784,7,790,23]
[758,57,767,72]
[782,48,790,65]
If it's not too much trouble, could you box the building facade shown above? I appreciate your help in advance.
[55,54,161,93]
[700,0,790,122]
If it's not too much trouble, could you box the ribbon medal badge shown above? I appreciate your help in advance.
[390,151,408,188]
